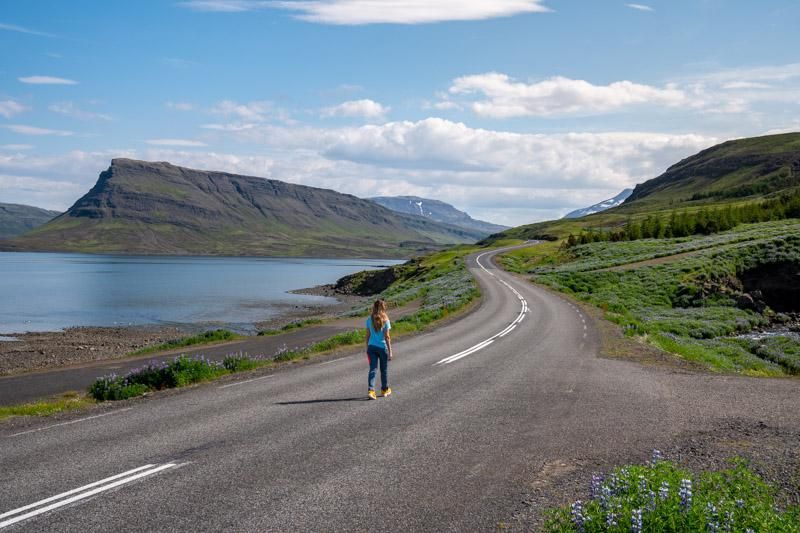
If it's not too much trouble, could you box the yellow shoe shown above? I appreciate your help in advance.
[368,390,377,400]
[381,387,392,397]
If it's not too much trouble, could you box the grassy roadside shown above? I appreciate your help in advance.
[0,392,95,422]
[500,219,800,376]
[128,328,244,355]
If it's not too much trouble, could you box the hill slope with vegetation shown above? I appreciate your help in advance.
[492,133,800,375]
[486,132,800,245]
[0,202,60,239]
[0,159,484,257]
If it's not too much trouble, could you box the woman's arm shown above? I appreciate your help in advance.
[385,330,392,360]
[365,328,371,354]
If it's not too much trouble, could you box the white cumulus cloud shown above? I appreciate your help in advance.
[18,75,78,85]
[448,73,690,118]
[0,100,29,118]
[179,0,551,23]
[321,99,390,121]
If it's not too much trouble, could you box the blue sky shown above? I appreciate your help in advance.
[1,1,799,225]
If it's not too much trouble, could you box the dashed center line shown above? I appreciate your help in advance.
[435,249,528,366]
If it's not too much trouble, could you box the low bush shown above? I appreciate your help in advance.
[544,452,800,532]
[89,355,235,401]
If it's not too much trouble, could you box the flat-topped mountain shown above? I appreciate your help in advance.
[0,202,61,239]
[369,195,507,235]
[2,159,484,257]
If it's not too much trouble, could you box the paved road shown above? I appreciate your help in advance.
[1,247,798,531]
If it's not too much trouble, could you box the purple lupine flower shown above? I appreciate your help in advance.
[646,490,656,512]
[607,473,620,494]
[571,500,586,533]
[599,485,613,511]
[706,501,720,532]
[735,499,745,508]
[638,475,648,493]
[651,449,663,465]
[590,473,603,500]
[630,508,643,533]
[606,509,618,528]
[658,480,669,500]
[679,479,692,511]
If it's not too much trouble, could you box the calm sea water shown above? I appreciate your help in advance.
[0,253,403,334]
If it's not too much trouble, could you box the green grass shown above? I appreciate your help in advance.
[258,318,324,336]
[544,454,800,532]
[130,329,243,355]
[0,392,95,421]
[503,220,800,375]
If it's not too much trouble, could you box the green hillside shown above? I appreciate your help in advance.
[0,202,61,239]
[489,132,800,376]
[486,132,800,244]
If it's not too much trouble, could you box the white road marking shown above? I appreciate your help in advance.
[218,374,274,389]
[435,249,528,366]
[8,408,133,438]
[0,465,155,520]
[319,357,348,366]
[0,463,177,529]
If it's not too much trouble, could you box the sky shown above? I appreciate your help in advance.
[1,1,799,226]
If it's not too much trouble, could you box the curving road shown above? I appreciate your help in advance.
[1,246,798,531]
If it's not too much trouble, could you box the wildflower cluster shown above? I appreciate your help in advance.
[544,452,800,532]
[88,353,268,401]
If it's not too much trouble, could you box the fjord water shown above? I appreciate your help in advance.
[0,252,402,334]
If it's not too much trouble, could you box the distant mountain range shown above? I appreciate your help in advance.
[0,202,61,239]
[562,189,633,219]
[369,196,507,235]
[1,159,486,257]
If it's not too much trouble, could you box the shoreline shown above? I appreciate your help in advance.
[0,286,370,377]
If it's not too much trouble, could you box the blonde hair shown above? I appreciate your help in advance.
[370,299,388,332]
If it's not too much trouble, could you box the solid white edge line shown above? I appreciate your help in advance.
[218,374,274,389]
[0,464,156,520]
[319,357,348,366]
[8,408,133,438]
[0,464,177,529]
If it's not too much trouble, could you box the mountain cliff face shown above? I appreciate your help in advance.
[2,159,484,257]
[562,189,633,219]
[625,132,800,207]
[0,203,61,239]
[369,196,507,235]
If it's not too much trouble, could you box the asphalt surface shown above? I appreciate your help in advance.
[1,247,798,532]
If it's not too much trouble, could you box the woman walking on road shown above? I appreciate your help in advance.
[365,299,392,400]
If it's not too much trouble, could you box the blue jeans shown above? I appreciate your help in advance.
[367,345,389,391]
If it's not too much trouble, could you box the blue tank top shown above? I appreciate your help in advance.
[366,316,391,349]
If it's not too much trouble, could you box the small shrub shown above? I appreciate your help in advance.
[544,453,800,532]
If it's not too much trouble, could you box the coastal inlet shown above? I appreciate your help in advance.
[0,252,403,334]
